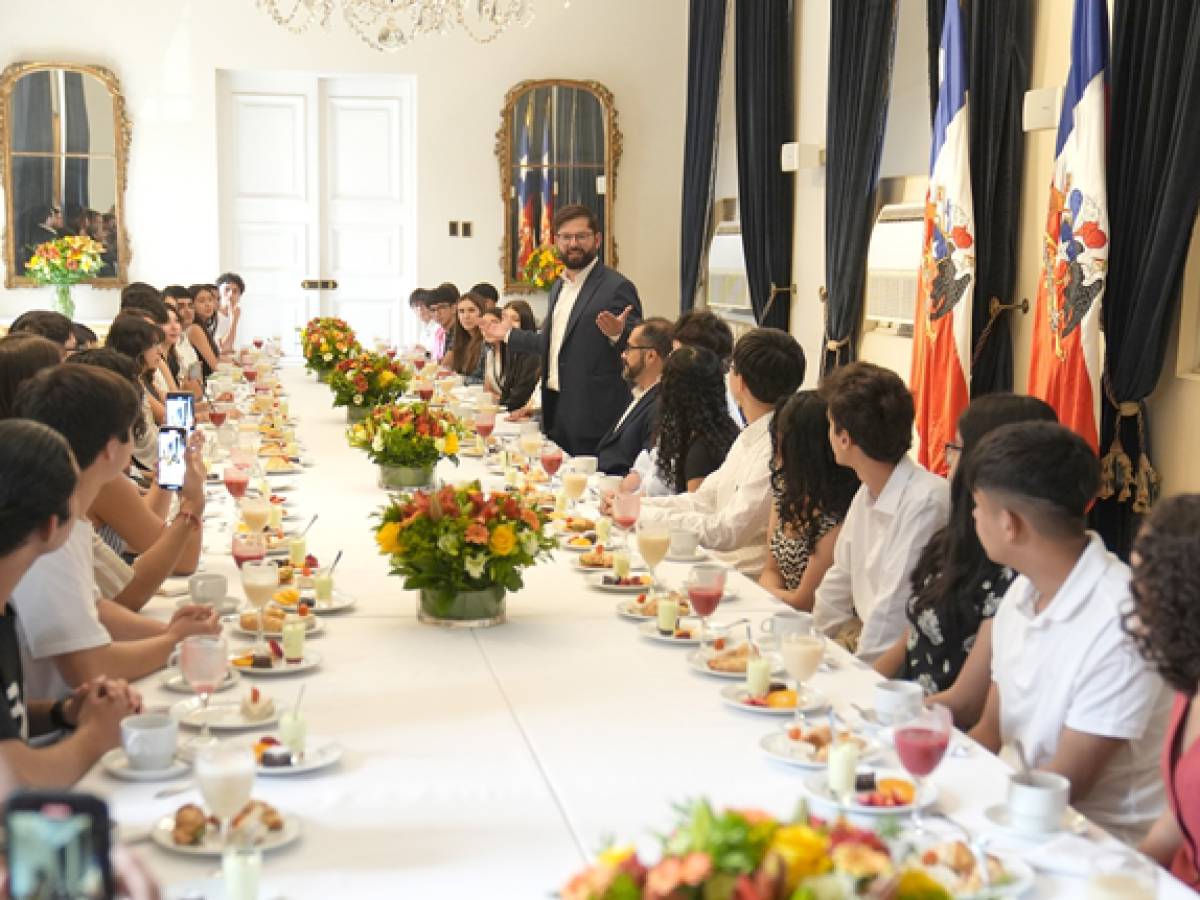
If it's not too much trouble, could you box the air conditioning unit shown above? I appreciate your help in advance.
[865,202,924,330]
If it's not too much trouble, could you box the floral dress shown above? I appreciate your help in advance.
[903,567,1015,695]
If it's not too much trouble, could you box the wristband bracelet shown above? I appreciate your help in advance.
[49,698,74,732]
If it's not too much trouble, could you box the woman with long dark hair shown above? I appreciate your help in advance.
[107,313,167,422]
[444,292,485,384]
[874,393,1057,727]
[651,346,739,494]
[1129,495,1200,889]
[481,302,540,411]
[760,391,859,610]
[186,283,222,377]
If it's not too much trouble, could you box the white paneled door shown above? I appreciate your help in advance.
[217,72,417,354]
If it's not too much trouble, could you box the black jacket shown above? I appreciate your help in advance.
[496,347,541,411]
[595,383,660,476]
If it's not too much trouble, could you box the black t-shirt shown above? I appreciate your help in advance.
[683,439,727,487]
[0,606,28,741]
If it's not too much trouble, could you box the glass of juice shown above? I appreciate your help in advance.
[636,522,671,588]
[780,632,824,721]
[612,490,641,549]
[313,569,334,605]
[894,703,951,836]
[224,463,251,501]
[231,532,266,569]
[685,563,726,646]
[181,635,229,748]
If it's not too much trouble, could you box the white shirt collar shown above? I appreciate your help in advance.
[561,257,599,285]
[1011,531,1111,624]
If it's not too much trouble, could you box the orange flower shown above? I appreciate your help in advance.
[465,522,489,545]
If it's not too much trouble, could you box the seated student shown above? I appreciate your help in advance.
[470,281,500,312]
[812,362,949,661]
[409,288,435,354]
[873,394,1057,727]
[636,328,805,577]
[215,272,245,351]
[1131,495,1200,887]
[164,284,203,387]
[595,318,672,476]
[482,302,541,413]
[7,311,76,358]
[10,366,219,700]
[187,283,224,377]
[0,335,61,419]
[0,420,140,788]
[429,282,460,360]
[71,322,99,351]
[759,391,859,611]
[444,292,486,383]
[967,422,1170,845]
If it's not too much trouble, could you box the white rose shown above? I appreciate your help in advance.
[464,553,488,579]
[323,352,333,362]
[371,432,384,453]
[353,394,364,405]
[519,531,539,556]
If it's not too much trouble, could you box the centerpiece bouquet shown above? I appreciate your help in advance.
[347,402,460,488]
[25,235,107,318]
[521,243,565,290]
[328,352,411,421]
[374,481,557,626]
[300,316,359,377]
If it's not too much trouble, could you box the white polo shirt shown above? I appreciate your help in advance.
[991,532,1170,843]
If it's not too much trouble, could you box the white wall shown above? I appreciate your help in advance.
[0,0,687,322]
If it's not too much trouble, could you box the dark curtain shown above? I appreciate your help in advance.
[966,0,1029,394]
[556,87,604,237]
[63,72,90,215]
[10,72,55,259]
[679,0,728,312]
[1092,0,1200,557]
[735,0,794,330]
[927,0,947,123]
[822,0,899,374]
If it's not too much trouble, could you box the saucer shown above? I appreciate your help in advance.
[982,804,1069,838]
[175,595,240,616]
[101,748,190,782]
[665,549,707,563]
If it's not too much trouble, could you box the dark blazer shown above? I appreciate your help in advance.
[496,347,540,411]
[596,383,660,476]
[507,261,642,455]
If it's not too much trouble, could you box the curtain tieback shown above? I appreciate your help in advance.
[761,282,795,322]
[971,296,1029,368]
[1098,374,1161,514]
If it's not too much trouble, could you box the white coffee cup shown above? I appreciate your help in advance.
[188,573,227,606]
[760,610,814,639]
[121,713,178,771]
[1007,770,1069,834]
[872,679,925,725]
[669,529,700,558]
[572,456,598,475]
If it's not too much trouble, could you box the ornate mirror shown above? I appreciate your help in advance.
[496,79,621,293]
[0,63,131,288]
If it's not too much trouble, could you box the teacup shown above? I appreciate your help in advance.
[572,456,598,476]
[759,610,814,640]
[121,713,178,771]
[669,529,700,558]
[188,573,227,606]
[1007,771,1069,834]
[872,679,924,725]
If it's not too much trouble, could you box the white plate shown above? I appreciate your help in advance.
[572,556,646,573]
[162,668,241,694]
[801,768,937,818]
[981,803,1070,839]
[151,812,301,857]
[557,537,595,553]
[264,464,303,476]
[588,573,655,593]
[637,620,703,645]
[230,616,325,640]
[916,851,1036,900]
[616,599,654,620]
[719,683,830,716]
[272,589,356,615]
[255,737,343,776]
[758,729,882,770]
[101,749,190,782]
[686,648,783,680]
[169,697,280,732]
[231,649,322,677]
[665,549,708,563]
[268,480,298,492]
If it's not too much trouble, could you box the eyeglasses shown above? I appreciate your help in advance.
[555,231,594,244]
[624,344,655,352]
[944,441,963,458]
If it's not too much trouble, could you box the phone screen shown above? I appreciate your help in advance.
[157,427,188,491]
[165,392,195,431]
[6,798,112,900]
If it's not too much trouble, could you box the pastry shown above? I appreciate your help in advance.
[261,746,293,768]
[172,803,209,846]
[579,546,613,568]
[240,687,275,722]
[231,800,284,833]
[707,643,755,673]
[564,516,596,533]
[276,564,295,585]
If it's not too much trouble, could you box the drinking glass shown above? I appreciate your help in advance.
[518,429,543,463]
[195,743,255,846]
[611,490,641,549]
[562,462,590,513]
[474,409,496,440]
[224,463,251,501]
[780,630,824,725]
[636,521,671,588]
[685,563,726,646]
[894,703,952,836]
[240,560,278,645]
[209,402,230,428]
[231,532,266,569]
[181,635,229,748]
[539,441,564,486]
[240,496,270,534]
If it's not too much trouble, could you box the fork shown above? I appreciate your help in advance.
[153,781,194,800]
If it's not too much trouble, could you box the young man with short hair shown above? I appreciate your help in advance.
[0,419,139,788]
[812,362,949,661]
[215,272,245,350]
[636,327,805,576]
[967,421,1169,844]
[8,311,76,357]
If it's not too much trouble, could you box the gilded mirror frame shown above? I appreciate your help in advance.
[495,78,622,294]
[0,62,132,289]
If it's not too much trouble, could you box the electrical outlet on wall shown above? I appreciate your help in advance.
[461,222,473,238]
[448,221,459,237]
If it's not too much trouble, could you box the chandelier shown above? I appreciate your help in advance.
[258,0,546,50]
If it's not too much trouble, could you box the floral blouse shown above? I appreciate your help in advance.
[903,567,1015,695]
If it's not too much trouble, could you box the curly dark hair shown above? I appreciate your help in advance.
[1126,494,1200,694]
[654,347,740,494]
[769,391,859,545]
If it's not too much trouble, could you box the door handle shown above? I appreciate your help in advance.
[300,279,338,290]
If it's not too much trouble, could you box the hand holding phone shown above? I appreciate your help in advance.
[165,392,195,431]
[156,427,188,492]
[5,792,115,899]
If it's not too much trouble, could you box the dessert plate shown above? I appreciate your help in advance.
[169,698,280,732]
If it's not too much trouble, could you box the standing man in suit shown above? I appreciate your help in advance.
[483,204,642,455]
[596,317,671,475]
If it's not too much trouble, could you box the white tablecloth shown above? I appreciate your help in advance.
[74,366,1191,898]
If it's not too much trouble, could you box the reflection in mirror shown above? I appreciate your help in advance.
[1,63,130,287]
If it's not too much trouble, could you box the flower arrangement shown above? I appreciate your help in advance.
[328,352,411,409]
[373,482,557,609]
[300,316,360,373]
[347,402,461,470]
[24,235,107,318]
[560,800,957,900]
[521,243,565,290]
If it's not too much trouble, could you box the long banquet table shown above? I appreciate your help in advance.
[76,365,1191,898]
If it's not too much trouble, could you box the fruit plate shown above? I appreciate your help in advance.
[686,648,784,680]
[168,697,280,732]
[758,729,882,770]
[800,768,937,818]
[230,616,325,640]
[573,556,646,573]
[719,683,830,716]
[162,668,240,694]
[271,589,356,615]
[151,812,301,857]
[255,737,343,776]
[587,573,655,593]
[230,650,322,677]
[908,845,1035,900]
[637,620,703,645]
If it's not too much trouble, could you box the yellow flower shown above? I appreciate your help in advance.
[489,524,516,557]
[443,431,459,455]
[379,370,396,387]
[768,825,831,889]
[597,845,636,868]
[376,522,403,555]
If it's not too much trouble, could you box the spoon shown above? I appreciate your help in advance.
[1014,738,1032,783]
[850,702,881,726]
[328,550,344,574]
[300,514,319,538]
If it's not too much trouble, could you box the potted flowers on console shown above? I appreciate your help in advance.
[374,482,557,627]
[347,402,460,489]
[300,316,359,382]
[329,353,411,422]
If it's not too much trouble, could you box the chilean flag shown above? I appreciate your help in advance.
[540,93,554,246]
[911,0,975,476]
[516,101,536,270]
[1027,0,1108,452]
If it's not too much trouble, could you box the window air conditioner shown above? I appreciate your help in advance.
[865,202,924,331]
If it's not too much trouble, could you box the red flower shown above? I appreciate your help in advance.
[520,509,540,530]
[502,497,520,519]
[465,522,489,545]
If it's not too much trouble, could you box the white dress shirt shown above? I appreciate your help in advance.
[546,258,598,391]
[812,455,949,661]
[991,533,1169,844]
[639,412,774,576]
[610,380,656,435]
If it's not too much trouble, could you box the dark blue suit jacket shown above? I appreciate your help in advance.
[595,383,660,476]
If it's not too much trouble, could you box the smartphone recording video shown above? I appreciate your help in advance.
[157,426,188,492]
[5,792,114,900]
[165,391,195,432]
